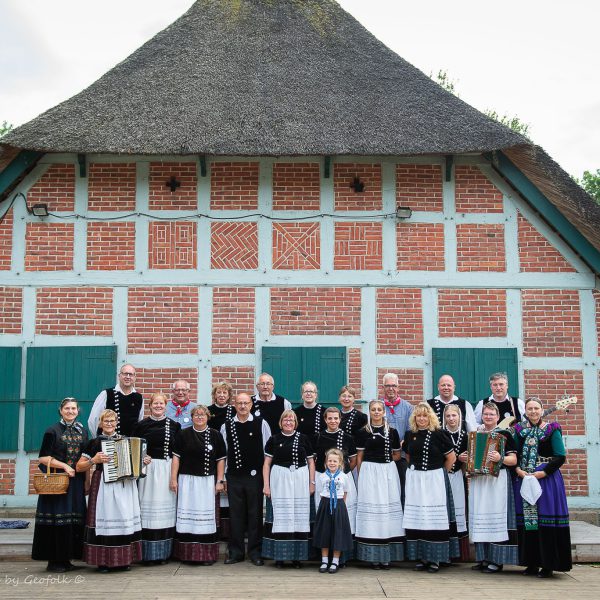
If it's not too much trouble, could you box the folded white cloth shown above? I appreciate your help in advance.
[520,475,543,505]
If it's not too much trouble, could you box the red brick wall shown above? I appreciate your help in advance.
[211,366,255,397]
[87,222,136,270]
[211,162,259,210]
[523,369,584,436]
[35,287,113,336]
[29,459,39,495]
[211,222,258,269]
[396,164,443,212]
[438,289,507,337]
[376,289,423,353]
[127,287,199,354]
[517,214,576,272]
[454,165,503,212]
[0,287,23,334]
[273,222,320,269]
[0,211,12,270]
[272,162,320,210]
[334,164,382,211]
[28,164,75,212]
[149,162,197,210]
[377,368,424,405]
[270,287,361,335]
[25,223,74,271]
[212,287,255,353]
[348,348,362,399]
[88,163,136,211]
[456,224,505,271]
[0,459,16,495]
[397,222,444,271]
[562,449,588,496]
[135,367,199,404]
[522,290,582,356]
[334,222,382,270]
[149,221,197,269]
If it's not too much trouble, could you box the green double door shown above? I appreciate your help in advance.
[262,346,347,408]
[431,347,519,405]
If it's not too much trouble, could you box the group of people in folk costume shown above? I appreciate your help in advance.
[32,367,572,579]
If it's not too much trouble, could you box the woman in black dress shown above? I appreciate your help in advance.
[338,385,367,439]
[207,381,235,430]
[32,397,88,573]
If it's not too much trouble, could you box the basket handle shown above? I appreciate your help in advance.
[48,456,56,474]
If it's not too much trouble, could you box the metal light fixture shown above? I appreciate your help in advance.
[396,206,412,219]
[30,203,49,217]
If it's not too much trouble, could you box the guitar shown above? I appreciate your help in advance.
[497,396,577,431]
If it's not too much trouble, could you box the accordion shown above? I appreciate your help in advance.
[101,437,147,483]
[466,431,506,477]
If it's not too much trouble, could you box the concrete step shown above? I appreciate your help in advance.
[2,519,600,562]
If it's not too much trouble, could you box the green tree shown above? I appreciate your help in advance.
[578,169,600,203]
[0,121,12,137]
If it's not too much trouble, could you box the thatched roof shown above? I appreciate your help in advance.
[1,0,527,156]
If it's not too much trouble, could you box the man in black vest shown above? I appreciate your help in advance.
[88,363,144,436]
[427,374,477,432]
[220,392,271,566]
[474,371,525,425]
[250,372,291,434]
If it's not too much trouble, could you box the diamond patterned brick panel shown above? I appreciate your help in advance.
[376,289,423,354]
[211,222,258,269]
[25,223,74,271]
[0,288,22,334]
[561,449,588,496]
[149,221,197,269]
[334,222,382,270]
[272,162,321,210]
[0,211,12,270]
[397,223,444,271]
[348,348,362,400]
[273,222,320,270]
[36,287,113,336]
[127,287,199,354]
[28,164,75,211]
[456,224,505,271]
[522,290,582,357]
[212,287,255,354]
[438,289,507,337]
[211,162,259,210]
[455,165,503,212]
[377,368,424,405]
[135,367,199,406]
[517,213,576,272]
[396,164,443,212]
[334,163,382,211]
[270,287,361,335]
[524,369,585,436]
[87,222,136,270]
[88,163,136,211]
[211,366,256,396]
[149,162,197,210]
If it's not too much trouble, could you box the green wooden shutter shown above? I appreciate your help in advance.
[0,347,22,451]
[262,346,347,408]
[25,346,117,451]
[432,347,519,406]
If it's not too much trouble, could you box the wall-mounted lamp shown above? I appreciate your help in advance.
[30,203,49,217]
[350,176,365,193]
[396,206,412,219]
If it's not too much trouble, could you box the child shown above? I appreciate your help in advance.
[313,448,353,573]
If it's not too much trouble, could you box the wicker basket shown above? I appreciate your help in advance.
[33,458,70,495]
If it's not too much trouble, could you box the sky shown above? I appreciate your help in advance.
[1,0,598,178]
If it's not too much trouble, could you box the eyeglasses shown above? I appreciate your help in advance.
[258,382,274,387]
[383,384,398,388]
[102,419,117,425]
[120,372,135,377]
[303,390,316,394]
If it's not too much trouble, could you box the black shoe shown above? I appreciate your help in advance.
[371,562,381,570]
[250,558,264,566]
[537,569,553,578]
[413,562,426,572]
[97,566,110,574]
[319,563,329,573]
[328,564,338,574]
[522,566,539,576]
[427,563,440,573]
[63,562,84,571]
[46,562,67,573]
[380,562,391,570]
[471,562,485,571]
[482,564,503,574]
[292,560,302,569]
[275,561,284,569]
[224,557,243,565]
[201,561,215,566]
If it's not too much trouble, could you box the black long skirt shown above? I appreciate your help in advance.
[312,497,353,552]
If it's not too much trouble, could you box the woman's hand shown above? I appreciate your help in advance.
[263,485,271,498]
[488,450,502,463]
[215,481,224,494]
[169,479,178,493]
[515,467,526,479]
[65,466,76,478]
[309,482,315,495]
[143,455,152,466]
[458,451,468,463]
[93,452,110,465]
[533,471,546,480]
